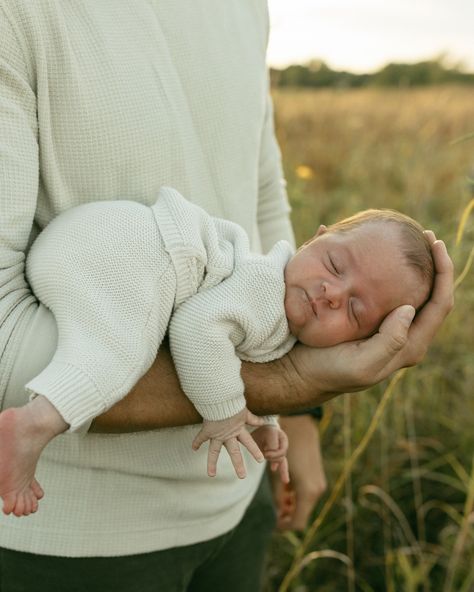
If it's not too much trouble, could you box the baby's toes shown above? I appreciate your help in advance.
[2,493,16,515]
[30,493,39,513]
[27,488,39,513]
[23,490,38,516]
[31,478,44,500]
[13,492,27,517]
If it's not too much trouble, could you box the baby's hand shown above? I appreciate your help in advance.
[192,408,265,479]
[252,424,290,484]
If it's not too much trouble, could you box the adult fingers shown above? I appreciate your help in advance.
[377,305,416,357]
[382,238,454,374]
[341,238,453,386]
[349,305,415,386]
[423,229,436,244]
[412,239,454,335]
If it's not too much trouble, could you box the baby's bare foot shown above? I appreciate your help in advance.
[0,397,67,517]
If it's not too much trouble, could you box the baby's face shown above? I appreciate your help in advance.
[284,222,429,347]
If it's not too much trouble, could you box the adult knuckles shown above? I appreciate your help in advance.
[387,330,408,353]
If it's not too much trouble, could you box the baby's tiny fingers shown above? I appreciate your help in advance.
[224,438,246,479]
[238,430,265,464]
[245,411,265,427]
[192,429,208,451]
[207,439,222,477]
[278,429,289,454]
[265,448,287,461]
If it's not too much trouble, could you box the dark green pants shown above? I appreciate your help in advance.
[0,474,276,592]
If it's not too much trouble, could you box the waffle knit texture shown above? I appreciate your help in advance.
[0,0,295,556]
[25,187,296,430]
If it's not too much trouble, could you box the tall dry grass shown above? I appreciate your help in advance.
[266,86,474,592]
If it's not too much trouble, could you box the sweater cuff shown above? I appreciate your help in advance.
[25,361,105,433]
[195,396,246,421]
[261,415,278,426]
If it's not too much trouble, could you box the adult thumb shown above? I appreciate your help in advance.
[378,305,415,354]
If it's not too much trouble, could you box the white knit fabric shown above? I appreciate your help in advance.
[25,187,296,430]
[24,199,176,432]
[0,0,295,556]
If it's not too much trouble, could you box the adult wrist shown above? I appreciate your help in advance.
[243,351,332,416]
[284,407,323,420]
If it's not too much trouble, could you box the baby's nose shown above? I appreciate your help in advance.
[323,281,347,308]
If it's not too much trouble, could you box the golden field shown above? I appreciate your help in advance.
[266,86,474,592]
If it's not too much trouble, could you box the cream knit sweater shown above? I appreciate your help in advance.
[0,0,295,556]
[25,187,296,431]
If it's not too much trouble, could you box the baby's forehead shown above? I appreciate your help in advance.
[327,221,402,249]
[326,223,412,277]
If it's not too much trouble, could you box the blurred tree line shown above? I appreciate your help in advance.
[270,57,474,88]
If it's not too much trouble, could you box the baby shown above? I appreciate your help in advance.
[0,187,434,516]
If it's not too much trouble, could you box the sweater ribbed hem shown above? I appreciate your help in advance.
[25,361,104,432]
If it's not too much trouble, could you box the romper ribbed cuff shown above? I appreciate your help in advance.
[25,361,104,432]
[195,395,246,421]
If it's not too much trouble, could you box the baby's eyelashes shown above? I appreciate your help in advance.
[349,298,360,328]
[327,254,339,275]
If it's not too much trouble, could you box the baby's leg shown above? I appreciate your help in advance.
[0,396,67,516]
[25,201,175,431]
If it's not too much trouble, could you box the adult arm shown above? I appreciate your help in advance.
[273,415,327,530]
[0,7,46,406]
[92,232,453,432]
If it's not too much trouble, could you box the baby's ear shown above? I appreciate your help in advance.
[316,224,327,237]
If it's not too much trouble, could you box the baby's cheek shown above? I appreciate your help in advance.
[360,318,383,340]
[304,318,349,347]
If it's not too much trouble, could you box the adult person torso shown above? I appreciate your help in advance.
[0,0,294,555]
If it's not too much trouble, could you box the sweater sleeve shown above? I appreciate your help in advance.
[0,6,54,407]
[257,74,296,253]
[168,255,293,422]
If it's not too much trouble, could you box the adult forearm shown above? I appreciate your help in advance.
[90,345,199,432]
[82,233,459,434]
[90,343,334,433]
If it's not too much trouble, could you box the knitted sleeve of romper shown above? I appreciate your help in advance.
[169,238,297,421]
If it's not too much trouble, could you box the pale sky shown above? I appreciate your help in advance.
[267,0,474,73]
